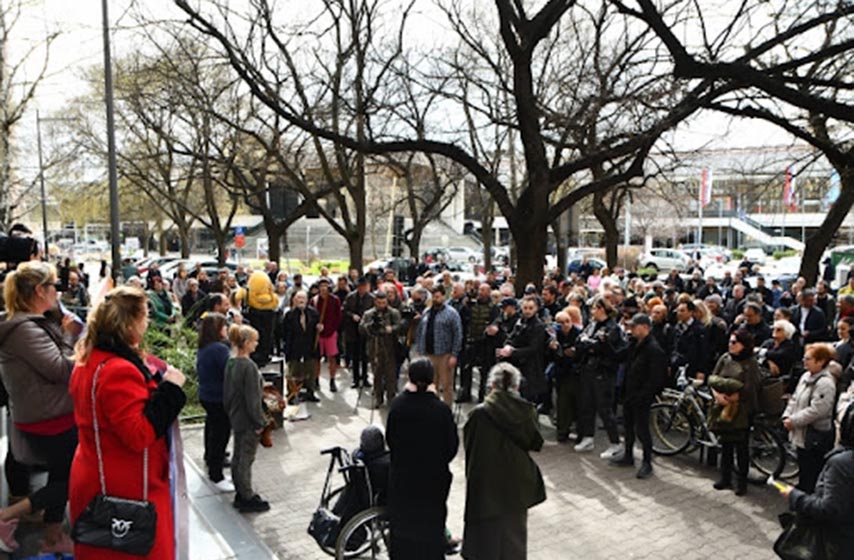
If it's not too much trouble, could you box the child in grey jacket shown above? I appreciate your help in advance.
[223,324,270,513]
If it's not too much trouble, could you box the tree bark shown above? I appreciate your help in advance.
[178,224,191,258]
[267,227,282,264]
[553,212,566,275]
[406,227,423,261]
[798,168,854,285]
[483,201,494,272]
[511,218,548,296]
[593,190,620,268]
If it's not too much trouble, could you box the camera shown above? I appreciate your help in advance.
[369,311,385,335]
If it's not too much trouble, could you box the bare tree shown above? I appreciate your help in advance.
[617,0,854,283]
[0,0,58,229]
[174,0,723,290]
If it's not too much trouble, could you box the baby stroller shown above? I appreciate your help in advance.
[308,446,390,559]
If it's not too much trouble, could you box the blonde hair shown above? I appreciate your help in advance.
[693,299,711,327]
[75,286,148,363]
[2,261,55,318]
[228,323,258,351]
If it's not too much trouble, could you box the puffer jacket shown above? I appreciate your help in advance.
[783,369,837,449]
[239,271,279,311]
[0,312,75,423]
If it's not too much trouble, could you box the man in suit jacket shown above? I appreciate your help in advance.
[790,288,827,345]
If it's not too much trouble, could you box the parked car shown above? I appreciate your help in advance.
[160,259,237,282]
[134,255,181,276]
[567,257,607,275]
[446,246,482,263]
[71,239,109,254]
[637,248,692,272]
[364,257,413,281]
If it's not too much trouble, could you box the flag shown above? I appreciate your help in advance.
[825,170,840,208]
[783,165,797,212]
[700,168,713,207]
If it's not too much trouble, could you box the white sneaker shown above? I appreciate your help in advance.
[213,478,235,493]
[599,443,623,459]
[574,437,595,452]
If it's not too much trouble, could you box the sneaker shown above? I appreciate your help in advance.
[636,462,653,479]
[0,519,19,553]
[213,478,235,493]
[609,452,634,467]
[238,494,271,513]
[39,532,74,555]
[330,379,338,393]
[599,443,623,460]
[301,392,320,403]
[574,437,595,452]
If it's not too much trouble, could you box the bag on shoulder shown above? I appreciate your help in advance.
[71,360,157,556]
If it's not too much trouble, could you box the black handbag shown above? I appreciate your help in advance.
[71,361,157,556]
[308,506,341,549]
[773,511,835,560]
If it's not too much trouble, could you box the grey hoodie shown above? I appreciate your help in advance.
[0,312,75,424]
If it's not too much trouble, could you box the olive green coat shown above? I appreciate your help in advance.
[708,353,761,442]
[463,389,546,522]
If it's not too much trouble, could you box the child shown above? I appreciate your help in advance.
[223,324,270,513]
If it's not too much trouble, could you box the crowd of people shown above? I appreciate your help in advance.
[1,244,854,558]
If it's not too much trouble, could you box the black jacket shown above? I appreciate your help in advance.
[386,390,458,545]
[790,305,828,344]
[283,306,320,361]
[706,317,729,367]
[789,447,854,554]
[624,335,668,404]
[671,319,708,377]
[576,317,627,376]
[552,326,582,380]
[505,315,548,399]
[651,321,673,357]
[761,338,801,378]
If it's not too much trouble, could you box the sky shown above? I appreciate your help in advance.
[7,0,794,181]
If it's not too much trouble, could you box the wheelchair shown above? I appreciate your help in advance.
[309,446,391,559]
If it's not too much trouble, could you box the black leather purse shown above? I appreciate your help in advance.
[71,361,157,556]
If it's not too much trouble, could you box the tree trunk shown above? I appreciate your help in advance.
[348,230,364,271]
[267,227,282,265]
[482,201,494,271]
[178,225,191,258]
[798,168,854,286]
[511,220,548,296]
[407,228,423,261]
[593,190,620,268]
[214,233,228,266]
[553,214,566,275]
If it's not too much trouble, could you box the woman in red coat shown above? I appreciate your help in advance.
[69,286,187,560]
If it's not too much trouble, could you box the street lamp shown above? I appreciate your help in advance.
[35,112,78,260]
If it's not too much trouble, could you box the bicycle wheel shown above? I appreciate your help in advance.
[779,440,800,480]
[749,424,785,478]
[335,507,390,560]
[649,403,693,456]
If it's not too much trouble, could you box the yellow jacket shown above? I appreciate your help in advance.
[237,271,279,310]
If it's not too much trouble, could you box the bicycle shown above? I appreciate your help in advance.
[649,369,786,478]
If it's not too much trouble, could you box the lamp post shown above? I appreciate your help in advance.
[36,110,48,258]
[102,0,121,283]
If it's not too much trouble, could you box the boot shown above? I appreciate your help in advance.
[259,422,275,448]
[713,476,731,490]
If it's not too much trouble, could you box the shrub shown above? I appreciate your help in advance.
[773,249,799,260]
[731,249,745,260]
[143,326,204,418]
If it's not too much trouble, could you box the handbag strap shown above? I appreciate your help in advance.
[91,360,149,500]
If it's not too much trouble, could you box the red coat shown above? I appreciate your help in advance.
[311,293,342,338]
[69,348,174,560]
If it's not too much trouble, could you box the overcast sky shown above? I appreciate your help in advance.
[9,0,791,172]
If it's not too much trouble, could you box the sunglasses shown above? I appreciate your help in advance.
[728,339,739,344]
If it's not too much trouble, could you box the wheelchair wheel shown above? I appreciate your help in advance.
[335,507,390,559]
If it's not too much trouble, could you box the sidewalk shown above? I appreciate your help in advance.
[180,364,785,560]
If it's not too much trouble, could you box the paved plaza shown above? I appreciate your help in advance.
[181,364,787,560]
